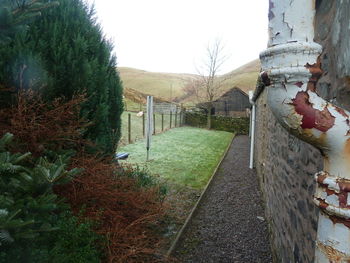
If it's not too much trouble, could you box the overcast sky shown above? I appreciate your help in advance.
[84,0,269,74]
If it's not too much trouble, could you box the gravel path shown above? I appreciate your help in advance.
[172,135,272,263]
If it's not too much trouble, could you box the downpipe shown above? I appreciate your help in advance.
[260,0,350,262]
[249,90,256,169]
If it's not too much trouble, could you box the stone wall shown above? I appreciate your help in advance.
[253,2,350,262]
[254,89,322,262]
[315,0,350,109]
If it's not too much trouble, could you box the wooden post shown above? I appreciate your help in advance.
[180,111,183,126]
[170,111,172,128]
[175,112,177,127]
[128,113,131,144]
[153,113,156,135]
[162,114,164,131]
[142,113,145,137]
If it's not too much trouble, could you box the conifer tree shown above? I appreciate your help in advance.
[0,0,58,43]
[0,0,123,155]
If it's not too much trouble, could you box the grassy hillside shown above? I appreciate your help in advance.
[119,59,260,105]
[119,67,197,101]
[220,59,261,94]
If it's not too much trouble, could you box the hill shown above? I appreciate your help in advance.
[220,59,261,94]
[118,67,197,101]
[119,59,260,105]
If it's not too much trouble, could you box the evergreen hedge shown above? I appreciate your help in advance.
[0,0,123,155]
[184,112,250,134]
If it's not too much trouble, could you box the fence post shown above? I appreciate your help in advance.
[162,114,164,132]
[153,113,155,135]
[142,113,145,137]
[175,112,177,127]
[128,113,131,144]
[170,111,172,128]
[180,111,183,126]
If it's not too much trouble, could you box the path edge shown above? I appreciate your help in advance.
[165,133,236,258]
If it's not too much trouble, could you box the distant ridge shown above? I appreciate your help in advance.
[119,59,260,105]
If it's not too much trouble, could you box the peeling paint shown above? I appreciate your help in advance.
[260,0,350,261]
[292,92,335,132]
[316,242,350,262]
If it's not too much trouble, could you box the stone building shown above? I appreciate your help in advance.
[251,1,350,262]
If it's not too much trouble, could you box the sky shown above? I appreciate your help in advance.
[84,0,269,74]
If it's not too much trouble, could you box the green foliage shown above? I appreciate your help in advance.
[43,212,102,263]
[0,0,123,155]
[122,166,167,196]
[0,133,102,262]
[184,112,250,134]
[0,212,102,263]
[0,0,59,43]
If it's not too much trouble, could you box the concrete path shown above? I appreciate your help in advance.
[172,135,272,263]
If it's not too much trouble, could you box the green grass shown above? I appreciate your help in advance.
[119,111,182,146]
[118,127,234,189]
[124,98,143,112]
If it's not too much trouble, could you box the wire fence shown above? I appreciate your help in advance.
[120,111,184,146]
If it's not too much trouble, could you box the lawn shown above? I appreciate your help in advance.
[118,127,234,189]
[119,111,182,146]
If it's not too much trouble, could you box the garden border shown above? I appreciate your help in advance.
[165,133,236,257]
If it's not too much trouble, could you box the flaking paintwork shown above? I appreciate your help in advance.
[259,0,350,261]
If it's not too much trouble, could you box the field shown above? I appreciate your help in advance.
[118,127,234,189]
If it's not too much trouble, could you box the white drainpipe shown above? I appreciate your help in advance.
[249,90,255,169]
[260,0,350,261]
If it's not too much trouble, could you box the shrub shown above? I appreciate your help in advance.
[0,91,87,156]
[44,212,103,263]
[184,112,250,134]
[0,93,167,262]
[0,133,102,263]
[55,155,166,263]
[121,165,168,196]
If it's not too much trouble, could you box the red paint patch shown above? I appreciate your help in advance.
[338,180,350,192]
[338,192,348,208]
[316,198,329,210]
[292,92,335,132]
[295,82,303,88]
[328,214,350,228]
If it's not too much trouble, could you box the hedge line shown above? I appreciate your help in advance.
[184,112,249,135]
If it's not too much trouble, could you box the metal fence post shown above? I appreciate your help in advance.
[153,113,155,135]
[128,113,131,144]
[162,113,164,131]
[142,113,145,137]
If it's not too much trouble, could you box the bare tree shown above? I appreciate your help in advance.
[194,39,229,129]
